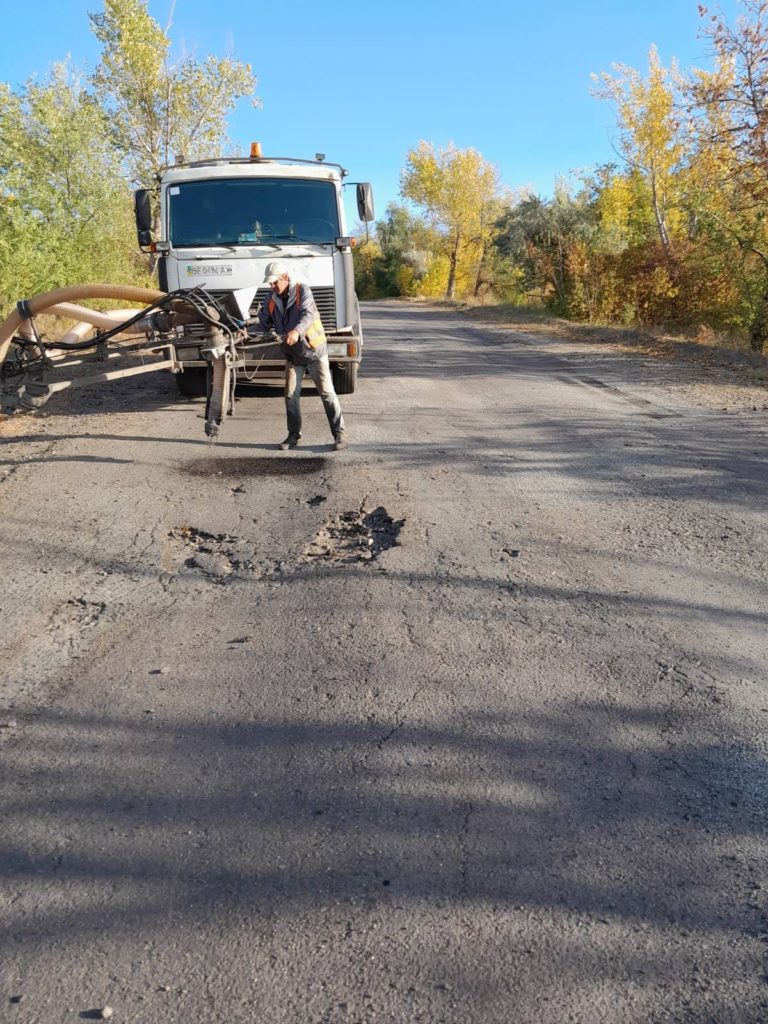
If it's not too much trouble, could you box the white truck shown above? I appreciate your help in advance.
[133,145,374,397]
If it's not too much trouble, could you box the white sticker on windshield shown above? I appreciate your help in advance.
[169,186,180,195]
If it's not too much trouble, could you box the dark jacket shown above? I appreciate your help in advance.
[255,280,327,365]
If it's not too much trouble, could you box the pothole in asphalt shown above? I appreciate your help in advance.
[183,457,327,478]
[302,503,404,564]
[169,524,255,581]
[169,501,404,582]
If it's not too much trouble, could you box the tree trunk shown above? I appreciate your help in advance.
[474,241,491,300]
[650,168,672,259]
[749,283,768,352]
[446,232,461,299]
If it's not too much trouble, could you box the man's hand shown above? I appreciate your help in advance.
[285,329,300,347]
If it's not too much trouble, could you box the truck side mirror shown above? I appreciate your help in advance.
[356,183,375,222]
[134,189,153,246]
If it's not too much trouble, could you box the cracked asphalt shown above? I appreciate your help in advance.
[1,300,768,1023]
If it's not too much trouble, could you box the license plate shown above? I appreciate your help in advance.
[185,264,233,276]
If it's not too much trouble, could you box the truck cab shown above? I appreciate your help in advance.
[134,148,374,396]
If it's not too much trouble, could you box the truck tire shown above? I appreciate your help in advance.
[175,367,207,398]
[332,361,357,395]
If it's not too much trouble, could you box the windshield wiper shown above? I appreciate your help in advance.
[267,234,332,244]
[180,243,239,252]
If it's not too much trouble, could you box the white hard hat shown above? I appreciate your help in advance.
[264,260,290,284]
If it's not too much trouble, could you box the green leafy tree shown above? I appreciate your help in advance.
[373,203,438,296]
[494,184,598,315]
[89,0,259,194]
[0,62,144,309]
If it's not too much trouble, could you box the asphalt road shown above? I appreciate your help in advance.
[1,300,767,1023]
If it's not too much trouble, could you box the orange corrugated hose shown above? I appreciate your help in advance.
[0,284,166,363]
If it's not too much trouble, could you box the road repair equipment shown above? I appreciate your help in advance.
[0,147,375,440]
[0,283,281,440]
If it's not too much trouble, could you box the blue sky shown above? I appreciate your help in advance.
[1,0,741,227]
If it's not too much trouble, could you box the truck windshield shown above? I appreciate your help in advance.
[168,177,340,247]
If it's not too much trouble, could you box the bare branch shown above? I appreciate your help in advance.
[164,0,177,34]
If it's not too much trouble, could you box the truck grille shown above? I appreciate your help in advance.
[251,286,337,332]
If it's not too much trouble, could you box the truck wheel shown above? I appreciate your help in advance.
[332,362,357,395]
[176,367,207,398]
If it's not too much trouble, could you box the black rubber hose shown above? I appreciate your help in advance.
[42,288,232,352]
[43,294,181,351]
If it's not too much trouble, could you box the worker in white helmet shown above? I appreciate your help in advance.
[255,260,347,451]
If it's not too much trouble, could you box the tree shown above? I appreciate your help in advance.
[400,141,501,299]
[593,46,686,259]
[352,239,383,300]
[373,203,438,296]
[0,63,144,308]
[494,184,598,314]
[689,0,768,348]
[89,0,259,191]
[693,1,768,203]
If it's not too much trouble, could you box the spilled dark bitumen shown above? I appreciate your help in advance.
[182,456,327,477]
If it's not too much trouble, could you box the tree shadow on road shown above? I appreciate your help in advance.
[3,697,768,1019]
[368,299,768,398]
[4,403,767,513]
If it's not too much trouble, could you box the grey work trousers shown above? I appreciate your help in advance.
[285,357,345,439]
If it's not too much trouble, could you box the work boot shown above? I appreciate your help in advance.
[332,432,348,451]
[280,433,301,450]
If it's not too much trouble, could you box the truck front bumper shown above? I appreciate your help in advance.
[174,332,362,372]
